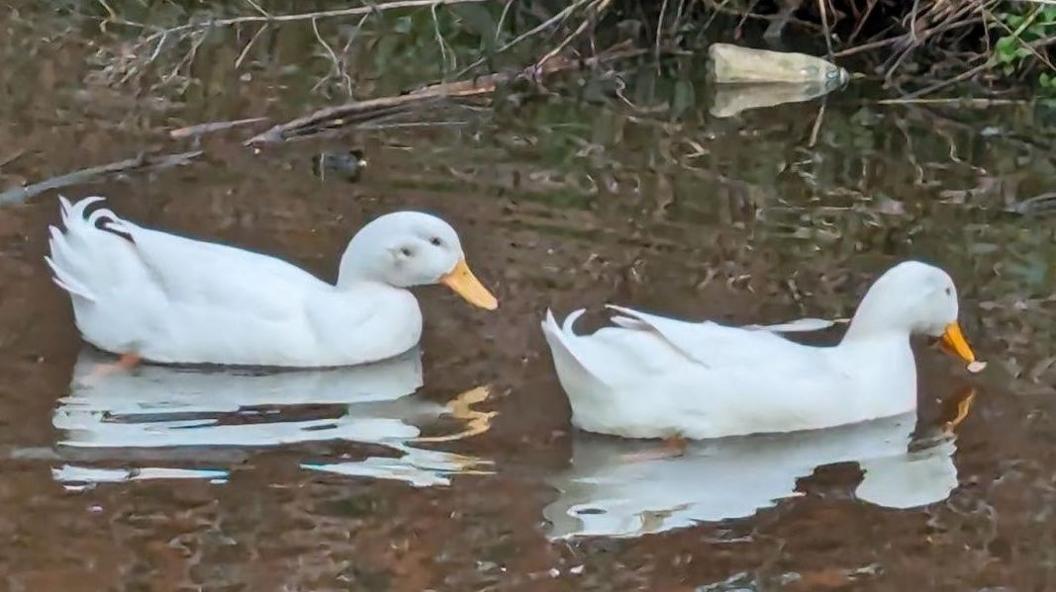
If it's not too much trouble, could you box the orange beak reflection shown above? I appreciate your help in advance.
[440,258,498,310]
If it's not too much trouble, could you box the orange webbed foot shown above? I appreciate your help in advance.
[79,352,141,386]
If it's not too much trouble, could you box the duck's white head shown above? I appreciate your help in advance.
[844,261,975,363]
[338,211,497,310]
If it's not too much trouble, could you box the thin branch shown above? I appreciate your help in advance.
[169,117,270,139]
[311,16,354,97]
[234,23,268,69]
[432,2,454,76]
[494,0,515,43]
[817,0,834,60]
[900,9,1056,98]
[534,0,611,70]
[808,102,826,148]
[0,149,26,169]
[0,151,203,206]
[454,0,594,78]
[242,0,270,18]
[138,0,497,46]
[656,0,670,67]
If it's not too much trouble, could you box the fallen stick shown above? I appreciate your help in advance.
[247,45,647,145]
[245,95,455,145]
[170,117,270,139]
[0,150,203,206]
[0,149,26,169]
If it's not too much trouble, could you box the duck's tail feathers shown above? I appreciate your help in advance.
[44,252,94,301]
[47,195,132,303]
[541,309,611,390]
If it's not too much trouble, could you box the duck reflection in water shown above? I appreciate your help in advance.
[52,348,494,489]
[544,387,975,539]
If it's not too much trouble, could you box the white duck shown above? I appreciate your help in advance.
[47,196,497,367]
[542,261,978,439]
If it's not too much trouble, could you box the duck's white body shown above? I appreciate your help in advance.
[47,197,495,367]
[542,261,975,440]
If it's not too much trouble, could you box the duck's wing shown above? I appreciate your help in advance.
[604,305,816,369]
[743,317,843,332]
[48,196,327,319]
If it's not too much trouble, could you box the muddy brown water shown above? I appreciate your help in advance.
[2,5,1056,592]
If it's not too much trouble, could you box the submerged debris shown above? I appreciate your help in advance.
[708,43,849,87]
[312,149,368,183]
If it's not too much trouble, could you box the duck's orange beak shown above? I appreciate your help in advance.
[440,259,498,310]
[940,322,976,364]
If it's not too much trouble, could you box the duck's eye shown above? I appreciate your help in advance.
[400,247,413,257]
[430,237,442,246]
[945,287,952,296]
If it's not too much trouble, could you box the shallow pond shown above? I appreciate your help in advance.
[1,3,1055,591]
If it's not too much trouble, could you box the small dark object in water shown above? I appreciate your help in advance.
[312,149,367,183]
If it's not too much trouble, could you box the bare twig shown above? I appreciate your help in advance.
[808,102,826,148]
[496,0,592,54]
[432,2,454,76]
[170,117,270,139]
[0,149,26,169]
[656,0,670,67]
[984,5,1056,71]
[455,0,594,79]
[495,0,515,43]
[248,44,646,145]
[242,0,270,18]
[311,16,354,97]
[817,0,834,60]
[0,151,203,206]
[234,23,269,69]
[900,19,1056,98]
[847,0,877,45]
[137,0,497,47]
[534,0,611,70]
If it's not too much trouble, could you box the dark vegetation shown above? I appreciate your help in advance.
[36,0,1056,103]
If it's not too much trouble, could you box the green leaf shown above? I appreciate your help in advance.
[995,35,1016,55]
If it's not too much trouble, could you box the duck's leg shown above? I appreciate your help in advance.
[622,435,689,462]
[663,435,688,457]
[82,352,141,385]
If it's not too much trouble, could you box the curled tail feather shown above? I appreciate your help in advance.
[46,195,131,303]
[541,309,611,390]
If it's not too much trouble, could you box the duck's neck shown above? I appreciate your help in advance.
[336,262,372,289]
[336,241,382,288]
[840,288,909,344]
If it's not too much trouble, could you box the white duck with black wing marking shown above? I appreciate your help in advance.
[541,261,979,439]
[46,196,496,367]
